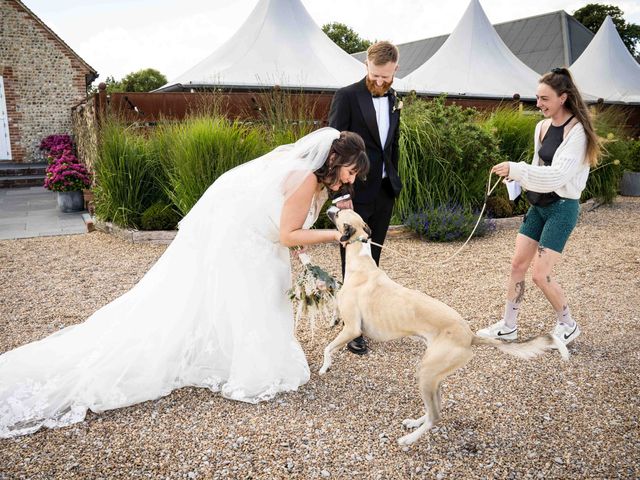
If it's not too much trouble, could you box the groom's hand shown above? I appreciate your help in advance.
[336,199,353,210]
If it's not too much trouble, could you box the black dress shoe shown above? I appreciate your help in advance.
[347,335,368,355]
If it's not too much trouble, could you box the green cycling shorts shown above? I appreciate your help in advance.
[519,198,580,253]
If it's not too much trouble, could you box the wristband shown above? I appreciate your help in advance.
[332,194,351,205]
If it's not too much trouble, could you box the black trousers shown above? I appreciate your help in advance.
[340,178,395,278]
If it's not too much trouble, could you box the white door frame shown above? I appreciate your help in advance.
[0,76,12,161]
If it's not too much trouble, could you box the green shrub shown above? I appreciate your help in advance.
[482,107,540,163]
[583,137,625,204]
[582,163,620,203]
[312,199,335,230]
[147,121,177,192]
[252,89,320,148]
[486,195,513,218]
[268,123,318,150]
[623,138,640,172]
[93,112,323,228]
[140,202,180,231]
[512,194,530,216]
[581,109,632,203]
[405,203,495,242]
[162,116,270,216]
[395,96,504,221]
[95,121,163,228]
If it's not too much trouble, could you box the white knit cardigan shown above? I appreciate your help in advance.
[508,120,590,200]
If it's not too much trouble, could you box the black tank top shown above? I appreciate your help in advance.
[526,115,574,207]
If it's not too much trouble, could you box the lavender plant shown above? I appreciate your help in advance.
[405,203,495,242]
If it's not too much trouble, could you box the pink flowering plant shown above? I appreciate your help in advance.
[40,133,91,191]
[44,152,92,192]
[40,134,74,160]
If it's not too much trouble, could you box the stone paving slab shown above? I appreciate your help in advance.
[2,186,49,196]
[0,187,87,240]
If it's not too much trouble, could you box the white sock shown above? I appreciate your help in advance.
[502,300,520,329]
[556,305,575,327]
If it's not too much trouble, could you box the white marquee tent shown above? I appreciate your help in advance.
[402,0,540,99]
[570,16,640,104]
[158,0,374,91]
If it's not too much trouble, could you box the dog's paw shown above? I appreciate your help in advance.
[397,432,420,446]
[318,365,329,375]
[402,417,426,429]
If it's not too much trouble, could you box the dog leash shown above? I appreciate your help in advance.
[365,171,503,267]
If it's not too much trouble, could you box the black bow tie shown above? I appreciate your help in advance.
[372,92,391,98]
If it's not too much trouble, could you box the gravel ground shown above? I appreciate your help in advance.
[0,197,638,479]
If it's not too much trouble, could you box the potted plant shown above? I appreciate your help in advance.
[43,152,92,212]
[39,134,73,160]
[620,138,640,196]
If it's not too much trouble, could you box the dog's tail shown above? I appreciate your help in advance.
[472,334,569,361]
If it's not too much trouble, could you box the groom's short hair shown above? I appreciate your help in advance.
[366,41,399,66]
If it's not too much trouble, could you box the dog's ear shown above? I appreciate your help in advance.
[363,223,372,237]
[340,223,355,242]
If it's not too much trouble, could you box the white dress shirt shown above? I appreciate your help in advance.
[372,95,390,178]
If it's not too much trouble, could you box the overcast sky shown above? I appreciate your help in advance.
[20,0,640,83]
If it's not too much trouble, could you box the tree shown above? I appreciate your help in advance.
[119,68,168,92]
[87,75,123,96]
[87,69,167,97]
[103,76,124,93]
[322,22,372,54]
[573,3,640,56]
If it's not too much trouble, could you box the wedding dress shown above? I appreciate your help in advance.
[0,127,340,438]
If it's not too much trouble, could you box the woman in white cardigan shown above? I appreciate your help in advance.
[478,68,601,345]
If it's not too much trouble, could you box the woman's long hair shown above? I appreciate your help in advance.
[315,131,369,196]
[540,68,601,167]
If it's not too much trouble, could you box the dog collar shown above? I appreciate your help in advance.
[347,236,370,244]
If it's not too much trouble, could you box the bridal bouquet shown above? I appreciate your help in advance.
[288,247,340,333]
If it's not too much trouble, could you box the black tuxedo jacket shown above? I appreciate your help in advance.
[328,77,402,204]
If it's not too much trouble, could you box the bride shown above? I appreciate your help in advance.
[0,127,369,438]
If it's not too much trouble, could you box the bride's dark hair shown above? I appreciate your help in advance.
[314,131,369,195]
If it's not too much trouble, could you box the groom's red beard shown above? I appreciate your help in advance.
[365,76,393,96]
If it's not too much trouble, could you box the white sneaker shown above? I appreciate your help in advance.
[552,322,581,345]
[477,320,518,340]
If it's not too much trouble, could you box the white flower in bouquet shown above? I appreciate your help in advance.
[288,247,340,336]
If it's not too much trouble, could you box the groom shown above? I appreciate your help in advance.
[329,41,403,355]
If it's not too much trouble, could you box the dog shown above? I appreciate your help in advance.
[321,209,569,446]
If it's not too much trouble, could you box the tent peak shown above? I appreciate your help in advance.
[402,0,539,98]
[157,0,368,91]
[569,14,640,103]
